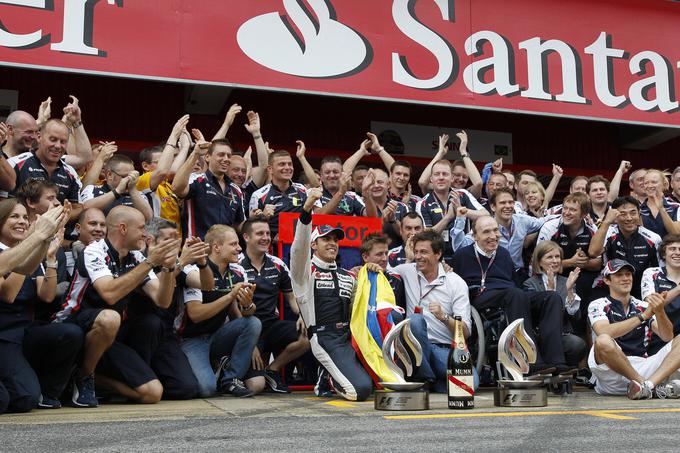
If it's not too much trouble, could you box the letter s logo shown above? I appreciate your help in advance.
[237,0,371,78]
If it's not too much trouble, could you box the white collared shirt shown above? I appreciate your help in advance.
[392,262,471,345]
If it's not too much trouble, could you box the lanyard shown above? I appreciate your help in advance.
[417,274,439,308]
[474,248,496,290]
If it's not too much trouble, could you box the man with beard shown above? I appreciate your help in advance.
[387,212,424,269]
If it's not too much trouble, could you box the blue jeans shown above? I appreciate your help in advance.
[408,314,479,393]
[180,317,261,397]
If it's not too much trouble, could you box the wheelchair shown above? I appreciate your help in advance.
[468,304,573,394]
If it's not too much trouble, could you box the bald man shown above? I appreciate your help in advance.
[55,206,180,407]
[2,110,38,158]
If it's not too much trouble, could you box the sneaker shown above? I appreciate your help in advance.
[627,379,654,400]
[72,373,98,407]
[314,367,334,397]
[655,380,680,399]
[214,355,231,382]
[264,369,291,394]
[37,394,61,409]
[220,378,253,398]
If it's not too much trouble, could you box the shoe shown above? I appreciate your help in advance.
[219,378,253,398]
[314,367,334,397]
[627,379,654,400]
[264,369,291,394]
[655,380,680,399]
[37,394,61,409]
[72,373,98,407]
[214,355,231,382]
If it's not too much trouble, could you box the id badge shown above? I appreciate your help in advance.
[442,229,450,242]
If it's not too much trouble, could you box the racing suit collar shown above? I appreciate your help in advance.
[312,254,337,270]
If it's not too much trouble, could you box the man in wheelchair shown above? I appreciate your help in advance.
[454,216,568,375]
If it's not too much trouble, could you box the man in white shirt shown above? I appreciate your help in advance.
[390,230,474,392]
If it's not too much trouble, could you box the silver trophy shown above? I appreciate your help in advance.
[493,318,548,407]
[375,319,429,411]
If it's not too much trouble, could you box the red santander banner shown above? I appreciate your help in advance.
[2,0,680,127]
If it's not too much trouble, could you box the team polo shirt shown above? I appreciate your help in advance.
[81,183,136,215]
[639,198,680,238]
[0,243,45,343]
[538,217,597,274]
[641,267,680,354]
[177,260,247,338]
[239,252,293,324]
[182,170,246,239]
[588,296,653,357]
[387,191,421,212]
[136,172,181,226]
[318,186,365,216]
[388,245,406,268]
[592,225,661,299]
[589,205,611,229]
[249,182,308,238]
[416,189,484,257]
[7,151,81,202]
[55,239,156,321]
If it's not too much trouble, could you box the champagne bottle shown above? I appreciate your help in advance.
[447,315,474,409]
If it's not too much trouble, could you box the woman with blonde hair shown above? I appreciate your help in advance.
[523,241,587,367]
[640,169,679,238]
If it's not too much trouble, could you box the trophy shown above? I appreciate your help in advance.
[374,319,430,411]
[493,318,548,407]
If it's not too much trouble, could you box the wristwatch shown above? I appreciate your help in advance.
[441,314,450,323]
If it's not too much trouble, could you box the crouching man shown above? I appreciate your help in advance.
[289,187,373,401]
[589,259,680,399]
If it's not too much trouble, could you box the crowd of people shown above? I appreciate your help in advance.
[1,95,680,414]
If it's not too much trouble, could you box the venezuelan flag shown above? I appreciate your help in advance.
[351,267,401,386]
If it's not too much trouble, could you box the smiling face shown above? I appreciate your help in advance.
[671,171,680,198]
[78,209,107,244]
[413,239,440,275]
[473,216,501,254]
[215,230,242,264]
[390,165,411,192]
[630,170,647,197]
[664,241,680,270]
[244,221,271,255]
[571,178,587,194]
[8,114,39,153]
[486,173,507,198]
[615,203,640,235]
[321,161,343,192]
[605,268,633,295]
[561,200,583,227]
[0,203,29,245]
[491,192,515,223]
[370,169,389,199]
[524,183,544,209]
[362,242,389,271]
[643,171,665,198]
[269,154,294,183]
[36,121,69,166]
[312,233,340,262]
[208,143,232,176]
[451,164,468,189]
[228,155,247,186]
[538,247,562,274]
[515,174,537,197]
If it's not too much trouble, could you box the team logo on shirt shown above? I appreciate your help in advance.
[316,280,334,289]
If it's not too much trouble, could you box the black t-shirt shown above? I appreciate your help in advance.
[178,260,247,338]
[239,252,293,324]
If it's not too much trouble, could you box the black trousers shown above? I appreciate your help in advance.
[120,314,199,400]
[311,328,373,401]
[0,381,8,414]
[473,287,566,366]
[0,323,83,413]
